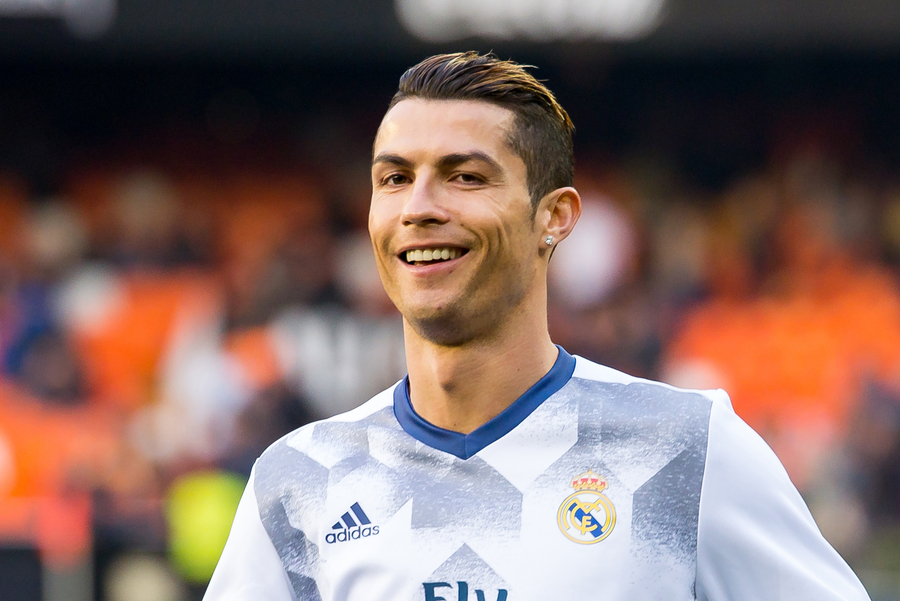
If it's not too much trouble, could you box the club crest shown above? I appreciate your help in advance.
[557,470,617,544]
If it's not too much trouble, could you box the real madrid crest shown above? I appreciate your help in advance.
[557,470,616,544]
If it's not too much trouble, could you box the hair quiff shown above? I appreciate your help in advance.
[388,51,575,211]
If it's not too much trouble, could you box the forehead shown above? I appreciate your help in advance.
[373,99,517,159]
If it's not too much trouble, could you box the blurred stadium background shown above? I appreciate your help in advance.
[2,0,900,599]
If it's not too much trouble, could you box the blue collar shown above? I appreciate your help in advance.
[392,346,576,460]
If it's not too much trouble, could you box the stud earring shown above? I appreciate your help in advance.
[544,235,555,246]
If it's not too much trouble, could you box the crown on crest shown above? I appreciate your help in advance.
[571,470,608,492]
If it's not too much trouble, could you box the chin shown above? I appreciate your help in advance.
[406,310,484,348]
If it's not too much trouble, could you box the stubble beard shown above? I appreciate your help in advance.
[401,271,534,348]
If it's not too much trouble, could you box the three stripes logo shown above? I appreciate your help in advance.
[325,502,380,544]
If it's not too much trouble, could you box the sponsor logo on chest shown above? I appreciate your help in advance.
[423,582,508,601]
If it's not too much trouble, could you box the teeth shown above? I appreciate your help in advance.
[405,247,461,263]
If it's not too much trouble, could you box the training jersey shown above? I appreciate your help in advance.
[205,348,871,601]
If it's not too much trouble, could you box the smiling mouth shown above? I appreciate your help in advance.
[402,247,467,266]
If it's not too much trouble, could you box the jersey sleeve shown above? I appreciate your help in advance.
[203,468,296,601]
[695,393,871,601]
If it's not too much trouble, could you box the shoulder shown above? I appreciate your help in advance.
[695,391,872,599]
[252,384,398,511]
[570,354,732,413]
[563,355,732,484]
[258,383,397,465]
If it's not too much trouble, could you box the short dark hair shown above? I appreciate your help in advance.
[388,51,575,212]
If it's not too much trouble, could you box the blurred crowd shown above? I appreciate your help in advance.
[1,88,900,599]
[0,159,408,599]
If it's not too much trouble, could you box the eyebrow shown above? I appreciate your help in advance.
[372,153,413,169]
[436,152,502,173]
[372,151,503,173]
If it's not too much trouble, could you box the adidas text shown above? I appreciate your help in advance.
[326,525,380,544]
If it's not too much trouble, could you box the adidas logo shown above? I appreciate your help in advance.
[325,502,380,544]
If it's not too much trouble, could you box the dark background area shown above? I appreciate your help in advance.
[3,52,900,194]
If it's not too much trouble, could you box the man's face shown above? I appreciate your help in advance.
[369,99,544,345]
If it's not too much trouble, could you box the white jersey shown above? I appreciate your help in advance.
[205,349,871,601]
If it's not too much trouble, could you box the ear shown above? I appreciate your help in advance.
[536,186,581,252]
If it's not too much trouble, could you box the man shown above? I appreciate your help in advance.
[205,52,871,600]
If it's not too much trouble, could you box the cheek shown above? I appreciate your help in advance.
[368,206,393,250]
[479,206,520,246]
[496,214,534,253]
[367,234,394,281]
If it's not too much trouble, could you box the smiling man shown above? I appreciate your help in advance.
[205,52,871,601]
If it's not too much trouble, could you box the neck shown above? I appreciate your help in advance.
[402,297,559,434]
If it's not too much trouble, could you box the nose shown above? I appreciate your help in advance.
[401,176,450,226]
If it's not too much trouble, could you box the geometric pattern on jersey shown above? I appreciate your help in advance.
[428,544,507,589]
[253,352,712,600]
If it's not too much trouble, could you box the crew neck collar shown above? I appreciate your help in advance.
[392,346,576,459]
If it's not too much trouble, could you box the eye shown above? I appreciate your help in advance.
[383,173,411,186]
[453,172,485,185]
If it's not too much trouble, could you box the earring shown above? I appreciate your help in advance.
[544,235,555,246]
